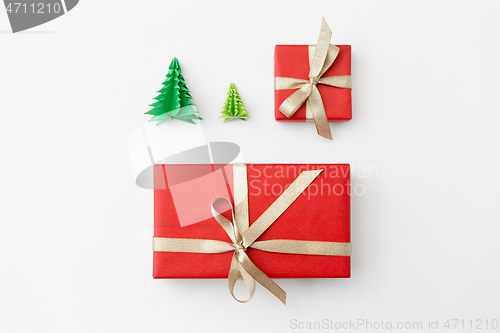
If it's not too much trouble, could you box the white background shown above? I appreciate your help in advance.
[1,1,499,332]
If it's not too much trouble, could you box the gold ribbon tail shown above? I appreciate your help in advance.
[238,251,286,304]
[308,86,331,139]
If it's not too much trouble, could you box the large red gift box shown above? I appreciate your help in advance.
[153,163,351,279]
[274,45,352,122]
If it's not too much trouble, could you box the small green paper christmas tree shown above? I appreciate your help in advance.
[219,83,249,122]
[145,57,202,125]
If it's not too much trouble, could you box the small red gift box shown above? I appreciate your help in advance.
[274,45,352,122]
[153,163,351,279]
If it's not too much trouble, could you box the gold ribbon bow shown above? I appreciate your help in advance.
[153,164,352,304]
[275,18,352,140]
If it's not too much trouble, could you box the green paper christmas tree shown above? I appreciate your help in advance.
[219,83,249,122]
[145,57,202,125]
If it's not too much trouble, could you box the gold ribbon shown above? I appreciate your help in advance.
[153,163,352,304]
[275,18,352,140]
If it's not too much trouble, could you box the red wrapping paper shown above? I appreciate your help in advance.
[274,45,352,122]
[153,164,350,279]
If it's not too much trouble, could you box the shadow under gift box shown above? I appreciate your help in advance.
[153,163,351,279]
[274,45,352,122]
